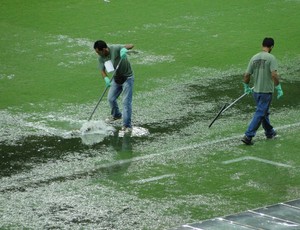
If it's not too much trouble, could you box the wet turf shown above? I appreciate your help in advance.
[1,0,300,229]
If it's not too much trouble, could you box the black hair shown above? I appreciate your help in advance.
[262,37,274,48]
[94,40,108,50]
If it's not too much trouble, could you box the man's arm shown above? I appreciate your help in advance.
[101,70,107,78]
[243,73,251,84]
[100,69,111,87]
[120,44,134,59]
[272,70,283,99]
[242,73,253,94]
[272,71,279,86]
[124,44,134,50]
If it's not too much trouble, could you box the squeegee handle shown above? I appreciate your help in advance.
[88,87,109,121]
[88,59,122,121]
[221,87,254,114]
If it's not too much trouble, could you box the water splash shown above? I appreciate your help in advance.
[63,120,115,145]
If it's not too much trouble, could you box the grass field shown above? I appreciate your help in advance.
[0,0,300,229]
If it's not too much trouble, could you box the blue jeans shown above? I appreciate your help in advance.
[108,76,134,128]
[245,92,276,138]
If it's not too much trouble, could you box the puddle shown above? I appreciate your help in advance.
[188,74,300,112]
[1,69,299,178]
[144,72,300,136]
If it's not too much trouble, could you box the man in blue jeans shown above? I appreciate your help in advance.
[94,40,134,133]
[242,37,283,145]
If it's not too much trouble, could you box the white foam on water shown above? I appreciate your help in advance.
[0,107,151,146]
[66,122,150,144]
[0,109,117,145]
[118,126,150,138]
[77,120,115,145]
[64,120,118,145]
[80,120,115,134]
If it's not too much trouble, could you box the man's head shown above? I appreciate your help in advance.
[262,37,275,53]
[94,40,109,56]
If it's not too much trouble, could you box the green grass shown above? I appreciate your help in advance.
[1,0,299,109]
[95,125,300,221]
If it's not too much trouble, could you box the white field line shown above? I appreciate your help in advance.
[248,210,300,225]
[160,121,300,156]
[131,174,175,184]
[281,202,300,211]
[222,156,293,168]
[182,224,204,230]
[183,201,300,229]
[181,217,250,230]
[95,122,300,171]
[216,218,261,229]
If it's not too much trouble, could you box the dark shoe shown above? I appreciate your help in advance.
[241,135,253,145]
[266,131,277,139]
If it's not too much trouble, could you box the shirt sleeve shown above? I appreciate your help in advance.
[245,58,253,74]
[98,57,105,71]
[270,55,278,72]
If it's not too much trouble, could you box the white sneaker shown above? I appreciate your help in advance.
[121,126,132,133]
[105,116,122,123]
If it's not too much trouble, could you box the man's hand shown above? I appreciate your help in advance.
[243,82,253,94]
[104,77,111,87]
[275,84,283,99]
[120,48,128,59]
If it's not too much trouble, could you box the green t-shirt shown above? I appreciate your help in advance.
[98,45,133,78]
[246,51,278,93]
